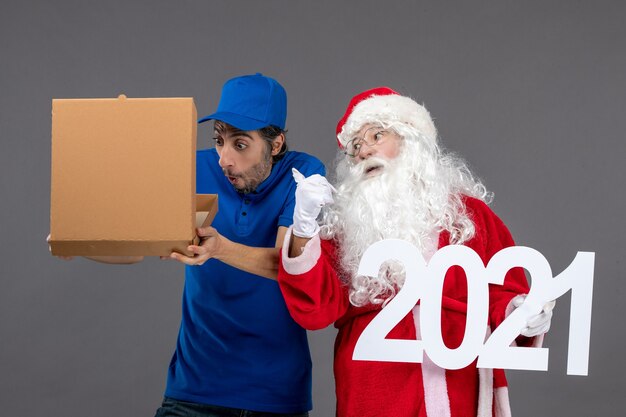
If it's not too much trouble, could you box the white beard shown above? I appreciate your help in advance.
[320,134,486,307]
[321,150,440,306]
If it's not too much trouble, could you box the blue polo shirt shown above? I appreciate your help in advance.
[165,148,325,413]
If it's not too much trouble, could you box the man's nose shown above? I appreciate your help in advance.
[218,145,234,168]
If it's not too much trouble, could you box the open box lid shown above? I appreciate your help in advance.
[193,194,219,242]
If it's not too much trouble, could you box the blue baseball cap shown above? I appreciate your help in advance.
[198,73,287,130]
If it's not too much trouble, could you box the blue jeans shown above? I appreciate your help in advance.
[154,397,309,417]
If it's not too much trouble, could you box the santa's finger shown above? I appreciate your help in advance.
[292,168,305,183]
[523,322,550,337]
[527,312,551,328]
[511,295,526,308]
[543,300,556,313]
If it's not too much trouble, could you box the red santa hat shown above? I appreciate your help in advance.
[335,86,437,149]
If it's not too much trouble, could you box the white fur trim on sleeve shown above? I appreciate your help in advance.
[412,305,452,417]
[494,387,512,417]
[477,326,494,417]
[281,226,322,275]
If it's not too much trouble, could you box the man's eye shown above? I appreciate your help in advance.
[236,142,247,150]
[213,137,223,146]
[374,131,384,141]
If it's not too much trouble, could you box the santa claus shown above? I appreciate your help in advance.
[277,87,554,417]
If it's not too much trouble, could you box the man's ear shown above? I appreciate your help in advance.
[271,133,285,156]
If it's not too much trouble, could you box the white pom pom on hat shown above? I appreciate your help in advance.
[335,86,437,149]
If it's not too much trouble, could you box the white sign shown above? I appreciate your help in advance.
[352,240,594,376]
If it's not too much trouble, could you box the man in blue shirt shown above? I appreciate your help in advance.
[49,73,324,416]
[154,73,325,417]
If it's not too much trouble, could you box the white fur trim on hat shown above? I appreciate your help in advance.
[337,94,437,147]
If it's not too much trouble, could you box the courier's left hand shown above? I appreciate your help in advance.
[168,226,224,266]
[510,295,556,337]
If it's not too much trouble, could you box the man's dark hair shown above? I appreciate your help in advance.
[258,125,288,163]
[214,121,288,163]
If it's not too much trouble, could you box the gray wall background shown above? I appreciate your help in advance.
[1,1,624,416]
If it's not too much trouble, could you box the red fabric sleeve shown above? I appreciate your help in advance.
[466,198,530,329]
[278,238,351,330]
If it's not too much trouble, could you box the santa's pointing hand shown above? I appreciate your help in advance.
[292,168,336,238]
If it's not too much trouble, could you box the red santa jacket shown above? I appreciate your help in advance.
[278,197,532,417]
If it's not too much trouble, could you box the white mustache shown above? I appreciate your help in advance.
[349,157,390,177]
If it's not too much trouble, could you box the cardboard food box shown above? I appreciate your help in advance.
[49,94,218,257]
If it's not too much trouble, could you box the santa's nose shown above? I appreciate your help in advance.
[357,141,377,160]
